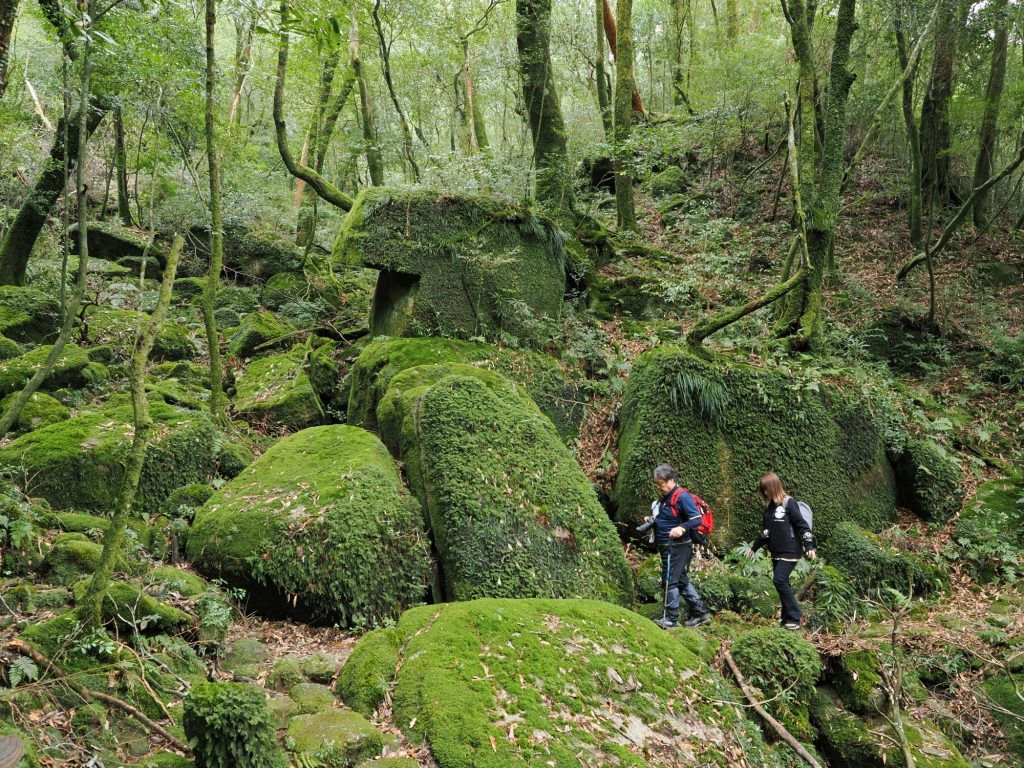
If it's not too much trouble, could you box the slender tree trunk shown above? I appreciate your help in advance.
[113,103,132,226]
[726,0,738,42]
[613,0,636,229]
[351,10,383,187]
[971,0,1009,227]
[372,0,420,178]
[296,49,338,244]
[227,9,256,126]
[0,0,18,100]
[202,0,226,424]
[595,0,612,138]
[920,0,964,206]
[79,237,181,627]
[470,74,490,151]
[0,98,108,286]
[601,0,646,116]
[895,15,923,248]
[516,0,573,212]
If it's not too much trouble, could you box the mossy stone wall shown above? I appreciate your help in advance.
[613,347,898,546]
[187,425,431,627]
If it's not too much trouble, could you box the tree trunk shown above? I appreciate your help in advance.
[601,0,646,116]
[351,10,384,187]
[895,15,923,247]
[595,0,612,138]
[227,9,256,126]
[971,0,1009,227]
[0,97,109,286]
[613,0,636,229]
[516,0,573,212]
[79,237,181,627]
[920,0,964,206]
[202,0,226,424]
[372,0,420,178]
[0,0,18,100]
[113,103,133,226]
[726,0,738,42]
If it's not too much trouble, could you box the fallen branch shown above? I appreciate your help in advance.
[723,650,824,768]
[5,639,191,755]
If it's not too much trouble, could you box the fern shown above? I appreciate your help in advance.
[9,656,38,688]
[666,371,730,422]
[294,752,325,768]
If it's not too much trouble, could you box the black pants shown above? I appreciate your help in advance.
[659,541,708,622]
[773,559,801,625]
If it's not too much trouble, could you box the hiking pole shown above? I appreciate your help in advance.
[662,550,671,623]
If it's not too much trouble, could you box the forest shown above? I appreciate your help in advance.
[0,0,1022,764]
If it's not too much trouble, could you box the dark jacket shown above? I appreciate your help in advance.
[655,486,703,546]
[751,496,814,559]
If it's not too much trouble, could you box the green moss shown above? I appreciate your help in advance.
[217,439,254,478]
[356,760,420,768]
[833,649,885,714]
[269,656,306,692]
[183,682,285,768]
[146,566,209,597]
[289,682,336,714]
[347,336,583,442]
[287,710,384,767]
[0,391,69,433]
[647,166,690,197]
[953,475,1024,583]
[222,639,270,679]
[0,343,90,397]
[268,694,300,728]
[232,347,324,432]
[0,285,61,342]
[262,271,310,309]
[41,535,134,585]
[825,522,946,597]
[84,306,201,362]
[335,628,401,716]
[634,554,663,603]
[188,426,431,627]
[731,628,822,741]
[173,276,208,300]
[690,564,735,614]
[982,674,1024,760]
[895,438,963,522]
[343,598,785,768]
[0,400,218,514]
[810,689,885,768]
[228,311,295,358]
[332,188,566,347]
[215,285,262,315]
[70,579,192,632]
[384,374,632,604]
[613,347,898,546]
[302,652,338,684]
[728,574,779,619]
[0,335,21,359]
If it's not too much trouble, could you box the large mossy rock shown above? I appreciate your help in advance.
[347,336,583,442]
[188,425,431,627]
[337,598,788,768]
[954,475,1024,583]
[227,311,296,358]
[333,188,566,346]
[70,220,159,264]
[0,285,61,342]
[824,522,946,597]
[232,347,323,432]
[378,372,632,604]
[286,710,384,767]
[894,437,963,522]
[84,306,201,362]
[613,347,898,544]
[0,400,218,514]
[0,391,69,433]
[0,343,90,397]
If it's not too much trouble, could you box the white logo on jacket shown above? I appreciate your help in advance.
[774,506,786,519]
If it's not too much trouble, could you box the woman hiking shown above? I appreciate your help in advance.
[747,473,816,630]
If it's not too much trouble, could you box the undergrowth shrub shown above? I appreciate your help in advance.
[183,682,284,768]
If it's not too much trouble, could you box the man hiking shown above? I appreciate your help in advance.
[645,464,711,629]
[747,472,816,630]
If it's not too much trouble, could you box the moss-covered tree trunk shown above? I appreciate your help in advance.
[113,103,133,227]
[80,236,182,627]
[971,0,1009,227]
[613,0,636,230]
[726,0,738,42]
[0,0,17,100]
[202,0,226,424]
[595,0,612,139]
[919,0,964,206]
[516,0,573,212]
[669,0,693,110]
[351,11,384,187]
[895,15,924,248]
[227,8,255,126]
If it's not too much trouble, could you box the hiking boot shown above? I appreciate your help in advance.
[0,735,24,768]
[783,622,801,631]
[653,617,678,629]
[682,613,711,628]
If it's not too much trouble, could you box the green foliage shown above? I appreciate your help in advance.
[952,476,1024,583]
[894,438,963,522]
[807,565,858,629]
[0,285,61,342]
[183,682,286,768]
[188,425,431,628]
[7,655,38,687]
[614,347,898,545]
[825,522,947,598]
[987,333,1024,390]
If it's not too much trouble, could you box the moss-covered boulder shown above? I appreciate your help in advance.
[983,674,1024,760]
[85,306,201,361]
[338,598,792,767]
[188,425,430,626]
[347,336,583,442]
[70,220,158,264]
[270,657,306,692]
[290,682,336,714]
[894,438,963,522]
[287,710,384,767]
[227,310,296,358]
[0,391,69,433]
[613,347,899,545]
[261,270,311,309]
[303,652,339,684]
[232,348,323,432]
[0,400,218,514]
[825,522,946,597]
[40,534,104,584]
[0,335,20,359]
[145,566,209,597]
[0,343,90,397]
[382,373,632,604]
[647,166,690,197]
[954,475,1024,582]
[0,285,61,342]
[333,188,566,346]
[71,579,192,632]
[222,638,270,679]
[183,682,285,768]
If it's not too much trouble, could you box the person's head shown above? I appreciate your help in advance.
[759,472,786,505]
[653,464,678,495]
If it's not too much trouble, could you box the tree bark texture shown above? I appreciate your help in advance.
[895,15,923,247]
[227,9,256,126]
[114,103,133,226]
[601,0,646,116]
[613,0,636,229]
[919,0,964,206]
[0,0,18,100]
[516,0,573,212]
[351,11,384,187]
[971,0,1009,227]
[595,0,612,138]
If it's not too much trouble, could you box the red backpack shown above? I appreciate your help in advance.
[670,486,715,543]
